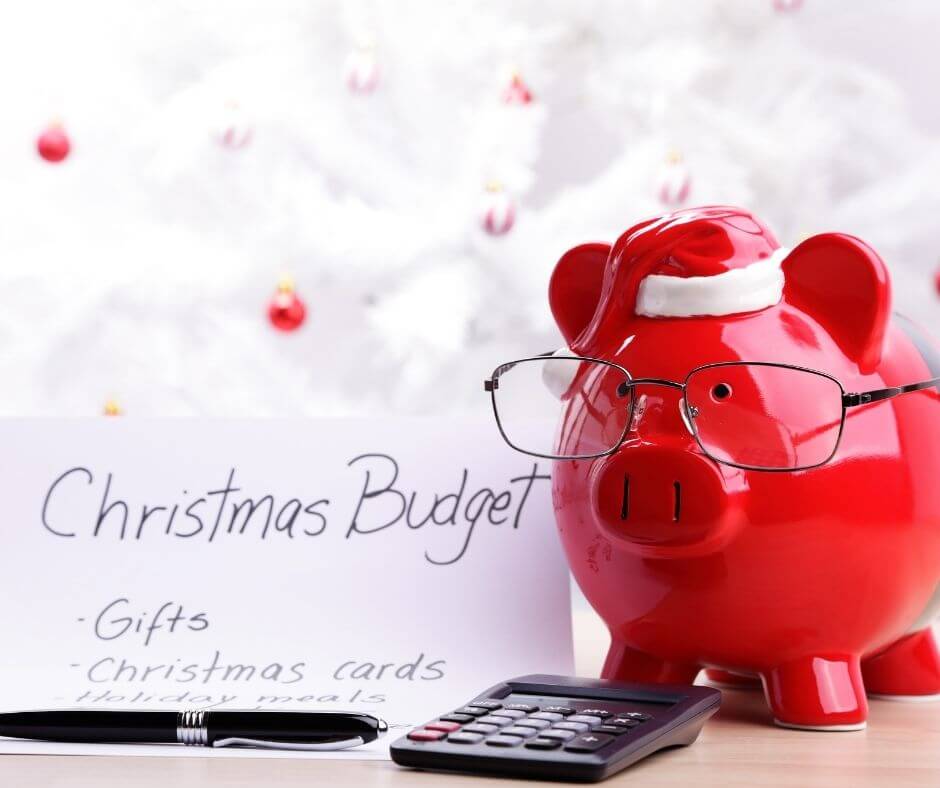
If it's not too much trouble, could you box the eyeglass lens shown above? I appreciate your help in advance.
[685,364,844,470]
[491,357,632,459]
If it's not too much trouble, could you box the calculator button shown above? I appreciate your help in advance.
[454,706,488,717]
[525,737,562,750]
[580,708,611,718]
[553,721,589,733]
[501,726,538,738]
[407,729,446,742]
[564,733,614,753]
[605,718,639,728]
[439,713,475,723]
[425,720,462,733]
[446,732,484,744]
[514,718,550,730]
[542,705,576,715]
[463,723,501,735]
[504,703,539,713]
[486,735,523,747]
[490,709,526,719]
[530,712,564,722]
[567,714,603,726]
[476,715,511,727]
[617,712,652,721]
[596,724,631,736]
[539,729,576,741]
[469,699,503,710]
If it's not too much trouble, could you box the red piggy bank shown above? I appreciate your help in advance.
[486,206,940,730]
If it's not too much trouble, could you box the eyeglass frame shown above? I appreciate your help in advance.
[483,352,940,473]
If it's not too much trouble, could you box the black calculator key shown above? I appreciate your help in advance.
[525,737,562,750]
[439,713,475,723]
[567,714,603,726]
[530,711,564,722]
[469,699,503,710]
[476,715,511,727]
[504,703,539,713]
[486,735,522,747]
[542,705,575,715]
[605,718,639,728]
[554,721,590,733]
[596,725,631,736]
[580,708,612,718]
[447,732,484,744]
[490,708,526,719]
[454,706,488,717]
[564,733,614,753]
[617,712,651,721]
[501,726,538,738]
[463,723,500,735]
[539,729,576,741]
[514,718,550,730]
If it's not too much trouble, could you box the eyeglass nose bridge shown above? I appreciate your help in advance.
[618,378,698,437]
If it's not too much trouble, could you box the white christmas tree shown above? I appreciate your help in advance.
[0,0,935,417]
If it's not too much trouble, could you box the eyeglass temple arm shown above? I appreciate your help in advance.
[843,377,940,407]
[483,350,558,391]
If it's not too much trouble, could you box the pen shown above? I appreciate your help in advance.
[0,709,387,751]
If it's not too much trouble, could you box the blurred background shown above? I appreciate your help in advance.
[1,0,938,418]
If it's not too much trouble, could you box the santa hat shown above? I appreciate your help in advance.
[549,205,893,373]
[552,207,794,354]
[621,206,787,319]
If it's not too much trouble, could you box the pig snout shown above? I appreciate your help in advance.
[590,443,740,557]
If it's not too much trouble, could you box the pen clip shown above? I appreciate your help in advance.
[211,736,366,751]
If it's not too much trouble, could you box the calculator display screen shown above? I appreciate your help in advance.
[533,692,674,709]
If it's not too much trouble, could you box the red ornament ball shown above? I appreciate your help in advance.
[214,101,253,150]
[480,182,516,236]
[268,279,307,332]
[503,73,533,105]
[37,124,71,163]
[344,46,380,95]
[656,152,692,207]
[934,267,940,297]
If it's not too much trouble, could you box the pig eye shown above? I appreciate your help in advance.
[710,382,733,402]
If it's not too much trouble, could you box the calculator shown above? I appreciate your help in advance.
[390,674,720,782]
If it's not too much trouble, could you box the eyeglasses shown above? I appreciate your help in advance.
[483,353,940,472]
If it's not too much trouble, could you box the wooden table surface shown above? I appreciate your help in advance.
[2,609,938,787]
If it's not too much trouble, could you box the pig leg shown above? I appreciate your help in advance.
[704,668,761,689]
[602,640,700,684]
[862,628,940,700]
[761,655,867,730]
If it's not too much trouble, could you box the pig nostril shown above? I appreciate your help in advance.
[673,481,681,522]
[621,476,630,520]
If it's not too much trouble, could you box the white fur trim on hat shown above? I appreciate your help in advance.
[635,246,789,318]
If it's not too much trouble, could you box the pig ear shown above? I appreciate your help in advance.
[781,233,891,372]
[549,243,610,347]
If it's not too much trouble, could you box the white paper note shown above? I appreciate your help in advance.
[0,419,573,759]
